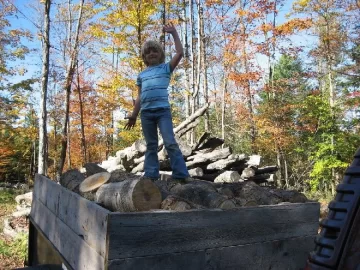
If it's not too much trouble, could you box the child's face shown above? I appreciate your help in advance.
[145,48,161,66]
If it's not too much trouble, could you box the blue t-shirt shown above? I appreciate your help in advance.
[136,62,172,111]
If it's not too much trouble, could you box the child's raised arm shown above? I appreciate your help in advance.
[163,23,183,72]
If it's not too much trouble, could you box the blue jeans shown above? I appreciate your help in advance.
[140,107,190,179]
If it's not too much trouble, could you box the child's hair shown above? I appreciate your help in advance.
[141,40,165,66]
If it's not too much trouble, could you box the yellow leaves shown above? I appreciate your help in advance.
[275,18,312,36]
[297,0,311,8]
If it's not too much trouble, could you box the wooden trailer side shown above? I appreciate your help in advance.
[30,174,110,270]
[106,203,320,269]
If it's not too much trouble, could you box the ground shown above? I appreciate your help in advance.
[0,189,28,269]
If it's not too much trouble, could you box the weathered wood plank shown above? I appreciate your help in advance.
[30,197,105,270]
[33,174,110,258]
[107,235,315,270]
[107,202,319,259]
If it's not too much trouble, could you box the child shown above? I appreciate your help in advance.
[125,23,190,182]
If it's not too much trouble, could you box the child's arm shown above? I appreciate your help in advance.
[163,23,183,72]
[124,86,141,130]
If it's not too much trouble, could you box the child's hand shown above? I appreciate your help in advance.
[163,23,177,34]
[124,115,137,130]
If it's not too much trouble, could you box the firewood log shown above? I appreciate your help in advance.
[241,167,256,179]
[95,179,162,212]
[186,147,232,169]
[161,195,192,211]
[170,183,236,209]
[59,169,85,191]
[83,163,107,176]
[78,172,111,200]
[79,172,111,193]
[214,171,243,183]
[206,154,247,171]
[255,165,278,175]
[173,103,209,134]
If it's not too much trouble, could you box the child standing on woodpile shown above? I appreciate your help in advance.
[125,23,190,182]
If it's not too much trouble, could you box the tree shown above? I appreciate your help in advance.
[38,0,51,175]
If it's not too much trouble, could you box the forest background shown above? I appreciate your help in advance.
[1,0,359,198]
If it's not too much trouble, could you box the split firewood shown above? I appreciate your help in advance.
[241,167,256,179]
[188,167,204,177]
[186,147,232,169]
[95,179,162,212]
[192,132,210,151]
[214,171,242,183]
[195,137,225,152]
[176,118,201,138]
[173,103,210,134]
[206,154,247,171]
[15,192,33,206]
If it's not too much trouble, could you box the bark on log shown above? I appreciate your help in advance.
[255,166,278,175]
[176,118,201,138]
[170,183,236,209]
[206,154,247,171]
[268,188,308,203]
[59,169,85,191]
[83,163,107,177]
[95,179,162,212]
[195,137,225,151]
[173,103,209,134]
[192,132,210,151]
[234,181,282,206]
[161,195,191,211]
[186,147,232,169]
[247,174,276,184]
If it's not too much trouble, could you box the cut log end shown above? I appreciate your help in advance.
[219,200,237,209]
[79,172,111,193]
[132,179,162,211]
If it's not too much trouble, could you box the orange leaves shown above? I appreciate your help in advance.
[229,71,261,85]
[275,18,312,36]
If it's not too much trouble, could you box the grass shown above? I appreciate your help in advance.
[0,189,28,269]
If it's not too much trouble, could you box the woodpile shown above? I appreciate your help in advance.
[59,167,308,213]
[57,104,308,212]
[3,192,32,238]
[99,104,277,186]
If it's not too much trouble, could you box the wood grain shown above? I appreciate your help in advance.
[107,202,320,259]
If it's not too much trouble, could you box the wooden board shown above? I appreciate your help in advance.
[107,235,315,270]
[33,174,110,257]
[30,197,105,270]
[107,202,319,259]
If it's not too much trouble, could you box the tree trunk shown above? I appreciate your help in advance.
[38,0,51,175]
[76,62,87,165]
[199,4,209,131]
[57,0,85,178]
